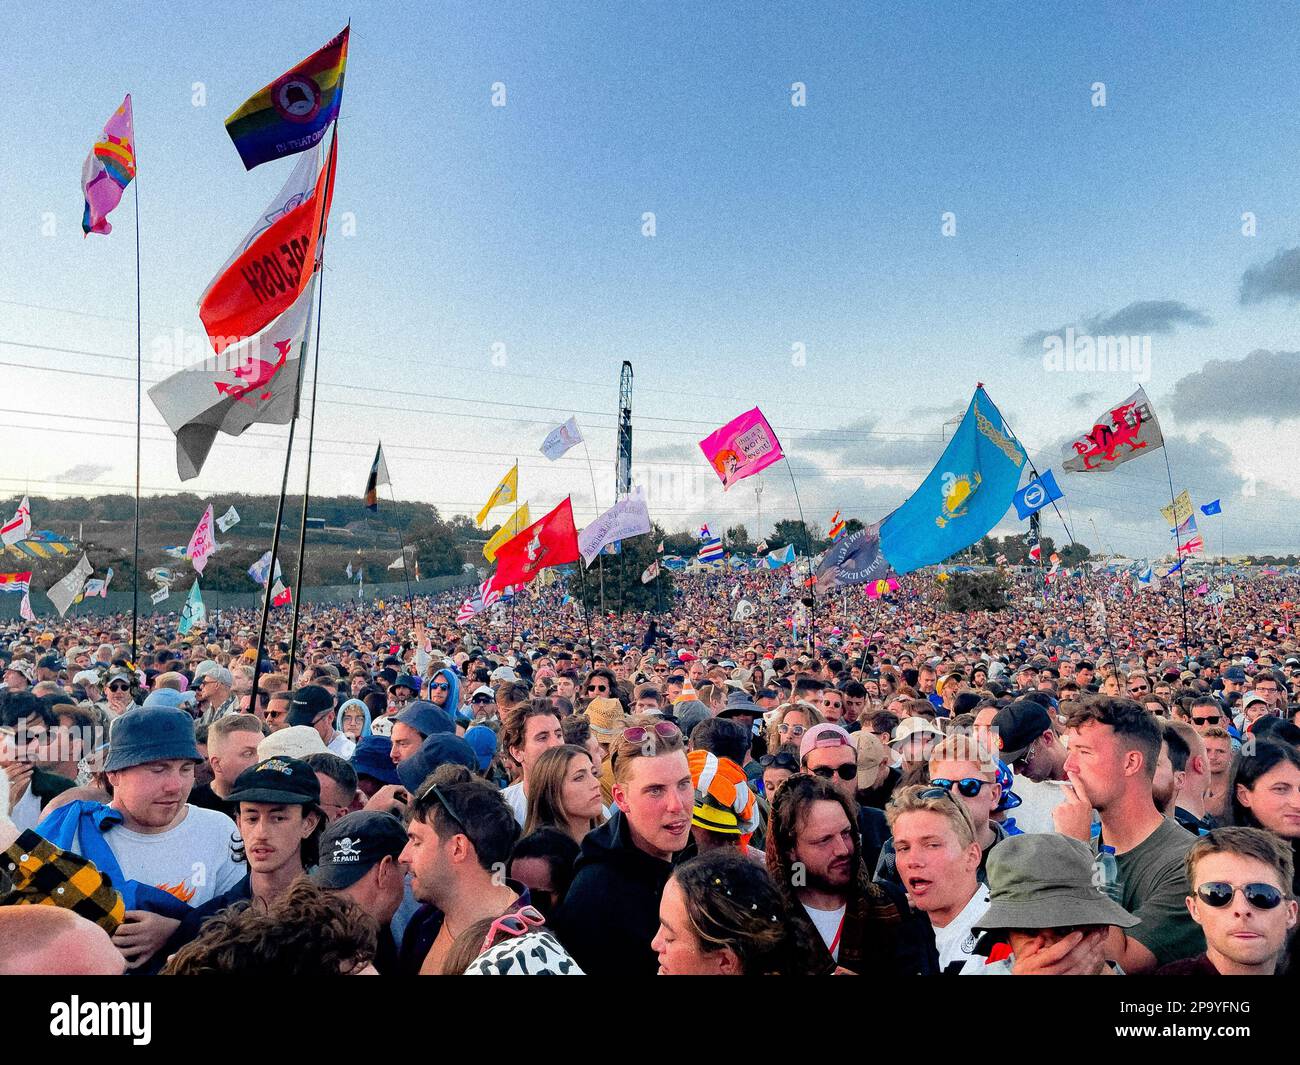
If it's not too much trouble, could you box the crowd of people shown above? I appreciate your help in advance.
[1,562,1298,977]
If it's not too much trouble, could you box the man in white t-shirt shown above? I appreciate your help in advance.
[500,701,565,825]
[35,704,242,970]
[887,783,989,974]
[980,700,1068,834]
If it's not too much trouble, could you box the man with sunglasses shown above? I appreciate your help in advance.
[582,668,618,705]
[1158,827,1298,975]
[103,667,138,717]
[801,724,890,878]
[551,716,695,976]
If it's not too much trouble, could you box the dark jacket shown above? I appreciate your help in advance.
[794,874,940,976]
[550,809,696,977]
[30,768,75,808]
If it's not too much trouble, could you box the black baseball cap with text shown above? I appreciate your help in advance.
[312,810,408,889]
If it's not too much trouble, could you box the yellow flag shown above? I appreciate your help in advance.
[475,464,519,527]
[483,502,531,562]
[1160,489,1192,528]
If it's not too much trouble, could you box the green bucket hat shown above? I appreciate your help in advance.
[973,834,1140,935]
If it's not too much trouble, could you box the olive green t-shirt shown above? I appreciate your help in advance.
[1114,817,1206,967]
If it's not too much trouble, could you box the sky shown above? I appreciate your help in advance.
[4,2,1300,558]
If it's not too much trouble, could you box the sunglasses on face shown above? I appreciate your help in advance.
[587,684,609,693]
[1192,715,1221,726]
[1196,882,1285,910]
[811,763,856,782]
[430,682,449,691]
[1128,685,1148,694]
[929,777,989,798]
[778,723,806,736]
[108,682,131,692]
[472,695,493,704]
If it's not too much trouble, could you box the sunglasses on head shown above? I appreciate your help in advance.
[759,752,799,771]
[1191,714,1220,726]
[929,777,989,798]
[622,721,680,744]
[811,764,856,782]
[1196,882,1285,910]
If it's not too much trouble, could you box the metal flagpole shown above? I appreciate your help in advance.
[131,162,142,665]
[784,460,815,650]
[581,439,606,612]
[1162,450,1192,660]
[250,417,297,702]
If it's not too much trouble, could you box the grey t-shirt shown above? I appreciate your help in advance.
[1114,817,1205,968]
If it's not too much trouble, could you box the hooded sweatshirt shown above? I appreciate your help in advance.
[550,808,696,977]
[335,698,373,740]
[426,667,463,721]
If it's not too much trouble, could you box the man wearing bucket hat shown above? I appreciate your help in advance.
[967,833,1139,975]
[34,704,244,969]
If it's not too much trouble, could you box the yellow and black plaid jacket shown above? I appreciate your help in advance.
[1,829,126,932]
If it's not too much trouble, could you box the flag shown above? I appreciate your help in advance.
[178,579,206,635]
[699,533,724,564]
[345,561,353,580]
[81,95,136,236]
[271,580,292,606]
[765,544,796,569]
[457,578,507,624]
[827,511,845,542]
[1165,559,1185,576]
[0,572,31,596]
[878,387,1026,575]
[188,505,216,575]
[1,497,31,548]
[476,464,519,527]
[641,561,660,584]
[198,134,336,354]
[364,443,391,511]
[1013,469,1063,520]
[216,506,241,533]
[1028,538,1041,562]
[225,26,349,171]
[484,504,531,563]
[487,498,580,594]
[388,556,406,570]
[995,553,1008,566]
[1201,499,1222,516]
[540,416,583,461]
[1178,535,1205,556]
[657,540,664,554]
[733,599,755,622]
[1170,512,1198,538]
[151,276,318,479]
[814,521,891,593]
[47,554,93,618]
[1160,490,1194,529]
[83,569,111,598]
[146,566,175,586]
[249,550,282,587]
[578,487,652,565]
[1194,582,1209,596]
[150,586,170,606]
[1063,387,1163,473]
[699,408,784,490]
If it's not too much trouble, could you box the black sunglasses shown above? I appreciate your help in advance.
[1196,882,1285,910]
[1191,715,1221,726]
[929,777,988,798]
[108,682,131,692]
[759,753,799,771]
[811,764,856,782]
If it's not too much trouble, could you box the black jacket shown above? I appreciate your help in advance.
[550,809,695,977]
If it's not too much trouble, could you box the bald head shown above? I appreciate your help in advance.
[0,908,126,975]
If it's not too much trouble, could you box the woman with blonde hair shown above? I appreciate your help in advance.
[523,744,606,843]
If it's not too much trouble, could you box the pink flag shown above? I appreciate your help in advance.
[1194,582,1209,596]
[698,407,784,490]
[81,95,136,236]
[188,505,216,574]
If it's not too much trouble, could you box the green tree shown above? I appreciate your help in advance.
[944,571,1009,612]
[569,525,674,615]
[725,524,752,552]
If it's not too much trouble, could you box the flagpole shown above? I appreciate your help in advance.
[286,127,339,680]
[386,481,417,637]
[250,417,298,703]
[1162,450,1191,660]
[784,460,815,651]
[581,439,606,612]
[131,165,142,664]
[575,559,596,663]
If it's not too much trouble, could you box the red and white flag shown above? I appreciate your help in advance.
[1,496,31,547]
[271,579,292,606]
[485,498,581,598]
[188,505,216,574]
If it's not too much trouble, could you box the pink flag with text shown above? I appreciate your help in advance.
[699,407,784,490]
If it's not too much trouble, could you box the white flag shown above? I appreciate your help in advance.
[388,556,406,570]
[19,590,34,621]
[578,487,651,566]
[1,496,31,547]
[188,505,216,574]
[151,586,170,605]
[733,599,755,622]
[216,505,241,533]
[540,416,583,461]
[47,553,93,618]
[345,561,353,580]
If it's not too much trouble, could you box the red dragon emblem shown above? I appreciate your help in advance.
[214,338,292,405]
[1072,401,1147,470]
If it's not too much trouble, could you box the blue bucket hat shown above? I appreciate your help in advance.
[463,725,498,772]
[396,734,479,792]
[105,705,201,772]
[395,699,454,740]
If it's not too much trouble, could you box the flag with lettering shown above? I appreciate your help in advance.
[188,505,216,574]
[698,408,784,490]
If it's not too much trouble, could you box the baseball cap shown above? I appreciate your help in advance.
[312,810,408,889]
[463,725,498,772]
[470,685,496,702]
[490,666,519,683]
[287,684,336,727]
[4,660,34,682]
[226,756,321,806]
[851,731,889,789]
[799,722,853,762]
[990,700,1053,763]
[889,717,945,748]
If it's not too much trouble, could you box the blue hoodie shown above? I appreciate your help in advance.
[428,666,462,720]
[336,698,373,739]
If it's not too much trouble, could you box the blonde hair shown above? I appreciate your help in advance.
[926,734,998,777]
[610,714,685,785]
[765,701,823,750]
[885,784,978,848]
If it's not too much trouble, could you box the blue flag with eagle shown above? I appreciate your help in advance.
[878,386,1026,574]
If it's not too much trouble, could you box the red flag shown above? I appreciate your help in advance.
[198,134,337,353]
[487,498,579,594]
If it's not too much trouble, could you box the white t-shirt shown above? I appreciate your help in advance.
[801,901,847,962]
[503,781,528,826]
[10,784,42,833]
[932,884,990,974]
[327,731,356,759]
[78,805,244,907]
[1007,776,1068,834]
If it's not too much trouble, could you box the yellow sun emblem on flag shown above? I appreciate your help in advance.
[936,471,982,528]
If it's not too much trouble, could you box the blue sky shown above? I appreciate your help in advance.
[3,2,1300,557]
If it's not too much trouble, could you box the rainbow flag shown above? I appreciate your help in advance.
[226,26,349,171]
[81,95,136,235]
[828,510,845,542]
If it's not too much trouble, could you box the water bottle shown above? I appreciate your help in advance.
[1097,844,1122,904]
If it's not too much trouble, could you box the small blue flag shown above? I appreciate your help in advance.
[765,544,796,568]
[1200,499,1222,516]
[1013,469,1063,521]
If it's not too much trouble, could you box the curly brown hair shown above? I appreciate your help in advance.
[160,879,378,975]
